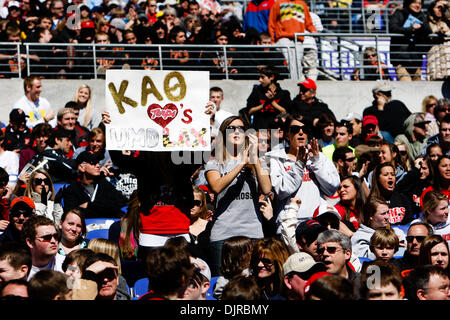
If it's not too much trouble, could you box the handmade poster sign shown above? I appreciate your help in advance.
[105,70,211,151]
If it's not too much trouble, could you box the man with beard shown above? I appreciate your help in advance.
[57,151,127,219]
[23,215,64,280]
[395,112,431,168]
[0,196,36,245]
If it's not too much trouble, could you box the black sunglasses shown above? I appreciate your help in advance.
[406,235,426,243]
[34,178,50,186]
[11,210,33,218]
[36,232,60,242]
[259,257,273,266]
[96,268,118,281]
[193,200,202,207]
[289,125,308,135]
[226,125,245,133]
[345,156,356,162]
[317,246,340,255]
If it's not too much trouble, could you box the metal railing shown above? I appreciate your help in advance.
[294,33,449,81]
[0,42,291,80]
[0,36,448,81]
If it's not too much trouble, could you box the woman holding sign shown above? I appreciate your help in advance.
[205,115,272,276]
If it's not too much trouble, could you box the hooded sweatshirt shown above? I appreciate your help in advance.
[264,148,340,232]
[394,113,429,168]
[351,224,406,259]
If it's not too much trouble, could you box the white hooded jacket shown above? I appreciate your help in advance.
[264,147,340,233]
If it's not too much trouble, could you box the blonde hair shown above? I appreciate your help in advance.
[87,238,122,274]
[24,169,56,201]
[73,84,93,128]
[422,95,438,113]
[369,227,399,253]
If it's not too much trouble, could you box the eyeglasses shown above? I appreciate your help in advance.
[317,246,342,255]
[259,258,273,266]
[36,232,59,242]
[11,210,33,218]
[96,268,118,281]
[226,125,245,133]
[193,200,202,207]
[367,53,377,58]
[406,235,426,243]
[34,178,50,186]
[365,124,376,131]
[345,156,356,162]
[289,125,307,135]
[427,103,437,108]
[300,87,313,93]
[415,122,428,129]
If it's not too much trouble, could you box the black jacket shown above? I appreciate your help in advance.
[40,148,77,184]
[58,177,127,219]
[289,96,336,128]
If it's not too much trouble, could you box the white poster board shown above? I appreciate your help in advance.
[105,70,211,151]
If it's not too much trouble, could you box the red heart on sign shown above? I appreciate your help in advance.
[147,103,178,128]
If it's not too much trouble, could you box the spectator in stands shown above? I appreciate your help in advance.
[24,169,63,225]
[12,76,56,128]
[181,257,211,300]
[0,196,35,245]
[0,279,29,300]
[0,130,19,189]
[249,237,290,300]
[57,208,88,256]
[58,150,127,219]
[369,227,400,262]
[72,84,101,131]
[332,147,359,180]
[418,234,450,273]
[394,221,433,272]
[40,128,76,184]
[396,154,433,210]
[427,143,444,165]
[267,0,316,80]
[289,78,336,129]
[55,107,89,158]
[206,86,233,138]
[302,10,323,81]
[316,229,361,298]
[413,190,450,242]
[221,275,262,300]
[23,215,65,280]
[395,141,412,172]
[245,66,291,130]
[139,246,194,300]
[420,155,450,205]
[18,122,53,172]
[73,127,113,170]
[281,252,328,300]
[352,47,389,81]
[205,116,271,275]
[362,81,411,143]
[2,109,32,153]
[335,176,366,230]
[342,113,363,148]
[422,95,439,137]
[322,120,355,162]
[265,113,340,230]
[212,236,253,299]
[304,274,354,300]
[394,112,431,168]
[359,260,404,300]
[0,242,31,283]
[389,0,431,81]
[28,269,72,300]
[368,162,416,225]
[403,265,450,300]
[351,196,405,259]
[315,113,336,149]
[424,112,450,156]
[61,248,94,280]
[243,0,274,34]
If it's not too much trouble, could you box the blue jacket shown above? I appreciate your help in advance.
[243,0,275,34]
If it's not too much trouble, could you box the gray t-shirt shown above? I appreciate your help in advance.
[205,158,264,242]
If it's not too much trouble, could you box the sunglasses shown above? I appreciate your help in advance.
[365,124,376,130]
[36,232,59,242]
[406,235,426,243]
[34,178,50,186]
[289,125,308,135]
[317,246,341,255]
[367,53,377,58]
[11,210,33,218]
[259,258,274,266]
[84,160,100,165]
[193,200,202,207]
[438,107,450,112]
[226,125,245,133]
[415,123,428,129]
[345,156,356,162]
[96,268,118,281]
[427,103,437,108]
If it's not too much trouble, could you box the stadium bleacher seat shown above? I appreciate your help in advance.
[206,276,219,300]
[133,277,149,299]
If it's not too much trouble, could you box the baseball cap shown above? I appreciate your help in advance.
[9,109,27,124]
[313,204,341,220]
[283,252,327,277]
[413,112,431,126]
[76,151,101,165]
[109,18,126,30]
[372,80,392,93]
[297,78,317,91]
[342,112,361,122]
[81,20,95,29]
[362,115,378,127]
[192,257,211,281]
[10,196,36,216]
[295,219,327,245]
[303,271,332,295]
[8,1,20,9]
